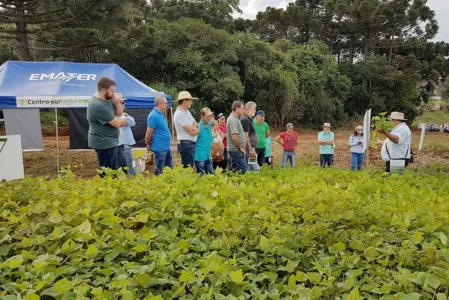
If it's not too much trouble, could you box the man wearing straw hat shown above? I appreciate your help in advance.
[378,111,412,173]
[174,91,199,168]
[145,95,172,175]
[318,122,335,167]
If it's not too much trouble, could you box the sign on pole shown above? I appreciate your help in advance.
[363,109,372,169]
[418,123,426,152]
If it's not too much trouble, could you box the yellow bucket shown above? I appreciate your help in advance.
[132,148,147,159]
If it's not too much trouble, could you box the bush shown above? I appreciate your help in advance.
[1,167,449,299]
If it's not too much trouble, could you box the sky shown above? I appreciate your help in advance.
[236,0,449,42]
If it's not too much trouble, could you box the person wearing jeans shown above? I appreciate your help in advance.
[145,96,173,175]
[195,107,215,176]
[253,110,270,167]
[174,91,199,168]
[240,101,259,172]
[117,94,136,175]
[348,125,365,171]
[87,77,129,176]
[318,123,335,168]
[153,150,173,175]
[226,101,248,174]
[275,123,298,168]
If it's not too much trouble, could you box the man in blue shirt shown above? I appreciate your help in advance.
[195,107,215,175]
[145,96,173,175]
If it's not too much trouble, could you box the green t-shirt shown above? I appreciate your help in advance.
[253,120,269,148]
[87,96,119,150]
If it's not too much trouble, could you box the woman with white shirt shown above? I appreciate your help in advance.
[348,125,364,170]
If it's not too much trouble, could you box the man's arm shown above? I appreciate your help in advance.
[231,134,246,154]
[112,97,124,117]
[245,132,253,152]
[377,129,400,144]
[183,124,199,136]
[120,119,129,127]
[108,118,122,128]
[275,135,283,145]
[318,133,334,145]
[125,114,136,127]
[145,127,155,151]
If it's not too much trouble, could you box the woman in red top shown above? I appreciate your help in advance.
[275,123,298,168]
[217,113,228,170]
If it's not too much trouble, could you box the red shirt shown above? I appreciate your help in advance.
[219,123,227,148]
[280,131,298,152]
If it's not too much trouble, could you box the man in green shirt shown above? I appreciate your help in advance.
[253,110,270,166]
[87,77,129,173]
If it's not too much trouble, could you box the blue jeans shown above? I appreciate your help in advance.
[123,144,136,176]
[195,159,215,176]
[282,151,296,168]
[153,150,173,175]
[246,149,260,172]
[351,152,365,170]
[95,146,118,174]
[229,150,248,174]
[177,141,196,168]
[320,154,334,167]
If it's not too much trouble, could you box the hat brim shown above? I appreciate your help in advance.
[388,116,407,121]
[178,97,198,101]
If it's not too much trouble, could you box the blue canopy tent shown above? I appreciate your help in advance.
[0,61,173,172]
[0,61,172,108]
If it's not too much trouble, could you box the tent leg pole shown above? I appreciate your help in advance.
[55,108,60,175]
[171,107,174,138]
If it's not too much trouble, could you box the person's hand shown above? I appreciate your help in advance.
[239,147,246,155]
[121,118,129,127]
[376,128,386,134]
[146,144,151,152]
[112,94,120,105]
[249,152,256,158]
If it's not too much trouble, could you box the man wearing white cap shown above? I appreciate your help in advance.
[174,91,199,168]
[378,111,412,173]
[318,122,335,167]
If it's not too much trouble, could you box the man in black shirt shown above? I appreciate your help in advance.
[240,101,259,171]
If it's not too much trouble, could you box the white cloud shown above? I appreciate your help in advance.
[235,0,295,19]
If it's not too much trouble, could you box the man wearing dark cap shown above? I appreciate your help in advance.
[253,110,270,166]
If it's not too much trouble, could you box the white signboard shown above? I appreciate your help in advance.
[0,135,25,180]
[16,96,91,108]
[363,109,371,151]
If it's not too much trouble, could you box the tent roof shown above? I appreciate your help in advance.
[0,61,172,108]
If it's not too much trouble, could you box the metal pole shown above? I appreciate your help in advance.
[171,107,175,138]
[55,108,60,175]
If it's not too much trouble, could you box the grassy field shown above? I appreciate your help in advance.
[414,111,449,126]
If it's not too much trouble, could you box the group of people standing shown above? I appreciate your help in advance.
[87,77,413,176]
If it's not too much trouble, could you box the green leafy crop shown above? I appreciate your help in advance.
[1,167,449,299]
